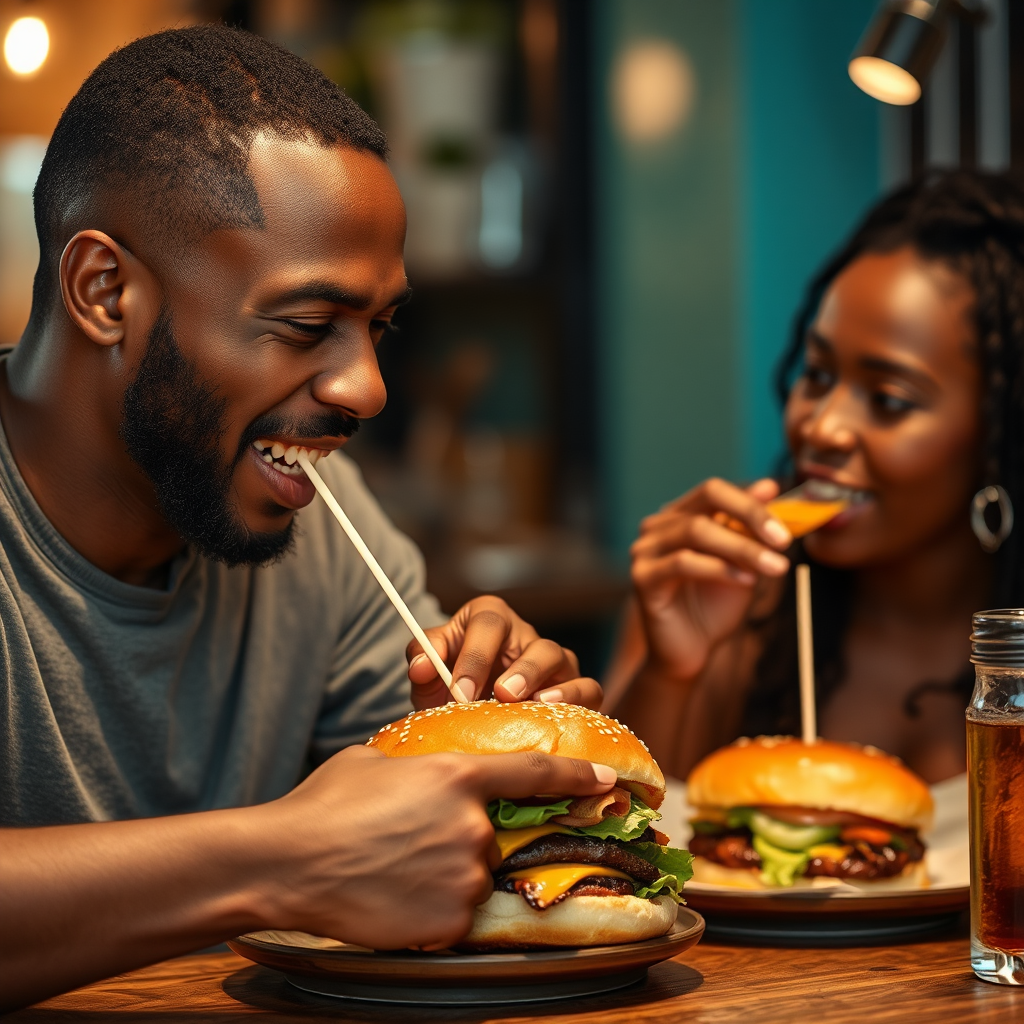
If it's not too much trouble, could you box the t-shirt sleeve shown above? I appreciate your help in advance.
[308,455,447,763]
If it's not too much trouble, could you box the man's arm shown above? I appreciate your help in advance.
[0,746,615,1011]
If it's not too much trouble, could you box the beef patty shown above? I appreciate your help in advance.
[498,834,661,884]
[689,829,924,881]
[495,874,635,909]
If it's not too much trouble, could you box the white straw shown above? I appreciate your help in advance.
[795,563,817,744]
[296,451,462,701]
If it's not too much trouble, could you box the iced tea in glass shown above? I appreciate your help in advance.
[969,610,1024,985]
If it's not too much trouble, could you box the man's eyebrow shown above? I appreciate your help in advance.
[272,283,413,311]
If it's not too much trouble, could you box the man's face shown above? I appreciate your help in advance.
[125,136,408,564]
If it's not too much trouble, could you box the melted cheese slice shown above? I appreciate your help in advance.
[807,843,853,861]
[504,863,631,908]
[494,824,571,861]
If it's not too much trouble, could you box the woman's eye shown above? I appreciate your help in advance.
[871,391,915,417]
[803,365,833,392]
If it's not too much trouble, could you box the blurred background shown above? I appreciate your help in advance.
[0,0,1014,675]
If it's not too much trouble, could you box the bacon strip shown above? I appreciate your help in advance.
[551,786,632,827]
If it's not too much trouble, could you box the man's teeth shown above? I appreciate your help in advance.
[252,439,328,477]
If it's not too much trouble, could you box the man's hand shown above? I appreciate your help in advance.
[0,745,615,1010]
[406,595,602,709]
[259,745,617,951]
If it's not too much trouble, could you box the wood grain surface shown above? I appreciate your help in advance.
[10,933,1024,1023]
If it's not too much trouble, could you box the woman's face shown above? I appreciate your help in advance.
[784,246,982,568]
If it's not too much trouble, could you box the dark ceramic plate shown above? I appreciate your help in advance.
[228,908,705,1006]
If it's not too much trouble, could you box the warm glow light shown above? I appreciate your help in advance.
[848,55,920,106]
[613,40,695,144]
[4,17,49,76]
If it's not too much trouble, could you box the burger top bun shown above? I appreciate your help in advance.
[686,736,934,832]
[368,700,665,808]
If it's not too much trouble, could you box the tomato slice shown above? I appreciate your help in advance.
[840,826,892,847]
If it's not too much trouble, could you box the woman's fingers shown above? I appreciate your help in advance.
[642,477,789,550]
[633,513,790,578]
[634,548,758,591]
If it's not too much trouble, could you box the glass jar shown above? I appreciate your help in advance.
[968,609,1024,985]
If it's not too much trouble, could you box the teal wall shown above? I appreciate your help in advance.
[738,0,882,479]
[595,0,742,554]
[595,0,883,554]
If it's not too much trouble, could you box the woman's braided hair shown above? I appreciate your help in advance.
[742,170,1024,737]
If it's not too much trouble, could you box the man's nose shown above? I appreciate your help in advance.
[799,385,858,455]
[310,335,387,421]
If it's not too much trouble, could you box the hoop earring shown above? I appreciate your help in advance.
[972,485,1014,553]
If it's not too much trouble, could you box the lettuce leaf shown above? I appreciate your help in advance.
[628,841,694,903]
[487,797,573,829]
[568,796,660,842]
[486,794,659,838]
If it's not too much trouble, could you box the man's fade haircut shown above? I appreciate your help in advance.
[30,24,387,318]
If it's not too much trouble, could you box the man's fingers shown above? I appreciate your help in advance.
[449,609,512,701]
[492,639,577,701]
[534,677,603,710]
[406,630,451,678]
[466,750,616,802]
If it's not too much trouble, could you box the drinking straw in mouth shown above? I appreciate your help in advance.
[795,563,817,744]
[296,450,463,703]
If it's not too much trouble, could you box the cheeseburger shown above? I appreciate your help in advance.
[686,737,934,890]
[368,701,693,949]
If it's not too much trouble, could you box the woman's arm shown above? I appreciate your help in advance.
[606,597,766,777]
[604,477,792,777]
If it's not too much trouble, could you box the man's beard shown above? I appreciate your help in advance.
[121,307,358,568]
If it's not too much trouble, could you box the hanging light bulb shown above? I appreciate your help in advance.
[4,16,50,77]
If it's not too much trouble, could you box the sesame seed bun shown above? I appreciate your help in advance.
[457,892,678,950]
[686,736,934,832]
[368,700,665,808]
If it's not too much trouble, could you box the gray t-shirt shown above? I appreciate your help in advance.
[0,419,444,826]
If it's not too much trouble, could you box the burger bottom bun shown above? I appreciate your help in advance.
[690,856,930,891]
[456,892,677,951]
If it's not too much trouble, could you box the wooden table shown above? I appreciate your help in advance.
[10,932,1024,1023]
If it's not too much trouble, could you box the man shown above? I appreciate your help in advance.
[0,26,608,1009]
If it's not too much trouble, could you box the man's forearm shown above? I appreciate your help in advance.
[0,808,281,1011]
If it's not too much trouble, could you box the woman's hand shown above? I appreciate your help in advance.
[630,477,792,681]
[406,595,602,709]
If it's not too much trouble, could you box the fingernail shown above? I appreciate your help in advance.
[451,678,474,703]
[410,654,428,670]
[764,519,792,548]
[759,551,789,575]
[591,763,617,785]
[502,673,527,699]
[728,569,757,586]
[539,688,564,704]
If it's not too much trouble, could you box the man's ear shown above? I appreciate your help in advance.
[59,230,147,348]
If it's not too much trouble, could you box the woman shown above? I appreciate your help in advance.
[606,171,1024,784]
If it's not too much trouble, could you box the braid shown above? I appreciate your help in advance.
[744,170,1024,736]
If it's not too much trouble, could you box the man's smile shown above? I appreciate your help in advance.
[252,438,332,477]
[246,437,344,511]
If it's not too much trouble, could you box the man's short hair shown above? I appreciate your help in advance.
[31,24,387,314]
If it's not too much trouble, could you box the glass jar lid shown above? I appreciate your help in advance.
[971,609,1024,667]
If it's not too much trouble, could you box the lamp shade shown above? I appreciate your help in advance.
[849,1,949,105]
